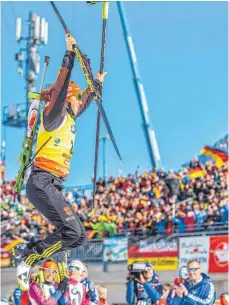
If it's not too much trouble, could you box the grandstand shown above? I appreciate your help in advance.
[1,135,228,242]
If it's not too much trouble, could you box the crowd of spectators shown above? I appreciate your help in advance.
[1,158,228,242]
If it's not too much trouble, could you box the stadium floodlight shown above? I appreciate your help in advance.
[44,21,48,45]
[40,17,46,42]
[16,18,22,41]
[34,16,40,40]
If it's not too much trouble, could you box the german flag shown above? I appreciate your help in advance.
[188,167,206,179]
[1,237,25,251]
[200,146,228,167]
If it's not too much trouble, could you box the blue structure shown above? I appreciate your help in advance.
[117,1,161,170]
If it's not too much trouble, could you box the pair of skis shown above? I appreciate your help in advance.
[14,56,50,201]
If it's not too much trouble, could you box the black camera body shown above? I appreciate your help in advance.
[128,262,147,279]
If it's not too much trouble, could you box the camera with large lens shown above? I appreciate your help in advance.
[128,262,147,279]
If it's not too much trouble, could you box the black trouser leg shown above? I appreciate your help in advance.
[24,171,86,266]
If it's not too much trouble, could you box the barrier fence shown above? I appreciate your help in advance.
[67,233,228,274]
[1,230,228,273]
[69,239,104,263]
[85,221,228,241]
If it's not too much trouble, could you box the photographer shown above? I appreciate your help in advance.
[167,260,216,305]
[126,262,163,305]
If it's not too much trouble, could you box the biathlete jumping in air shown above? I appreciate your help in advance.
[14,34,106,290]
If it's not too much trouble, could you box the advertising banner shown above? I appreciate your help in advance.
[179,237,209,273]
[209,235,228,273]
[128,238,178,271]
[103,237,128,262]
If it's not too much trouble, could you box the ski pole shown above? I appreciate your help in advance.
[92,1,109,217]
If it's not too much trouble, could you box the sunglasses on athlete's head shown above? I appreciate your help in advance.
[70,93,82,100]
[67,93,82,102]
[42,268,57,275]
[187,267,200,273]
[69,266,81,272]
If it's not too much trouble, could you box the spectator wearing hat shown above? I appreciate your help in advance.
[126,262,163,305]
[59,260,87,305]
[81,264,99,305]
[167,260,216,305]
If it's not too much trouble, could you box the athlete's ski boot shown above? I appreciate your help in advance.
[17,260,32,291]
[11,244,31,291]
[16,246,42,291]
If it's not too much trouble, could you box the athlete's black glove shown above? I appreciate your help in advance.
[59,277,69,294]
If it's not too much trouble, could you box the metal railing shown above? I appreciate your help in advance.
[85,221,228,239]
[69,239,103,263]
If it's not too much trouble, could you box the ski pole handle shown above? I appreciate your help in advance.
[102,1,109,20]
[100,2,109,74]
[39,56,50,92]
[45,56,50,65]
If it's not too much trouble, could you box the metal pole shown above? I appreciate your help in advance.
[102,137,106,181]
[99,137,107,182]
[117,2,161,170]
